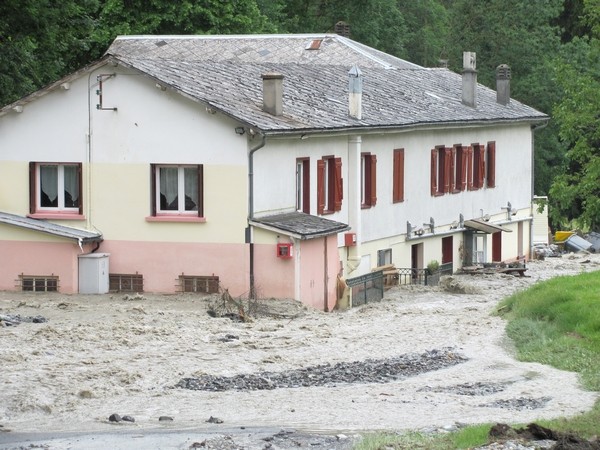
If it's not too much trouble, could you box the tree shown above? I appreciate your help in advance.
[444,0,564,195]
[397,0,450,67]
[0,0,99,106]
[549,34,600,230]
[275,0,407,57]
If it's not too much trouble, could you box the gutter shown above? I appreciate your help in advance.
[247,133,267,299]
[529,120,549,258]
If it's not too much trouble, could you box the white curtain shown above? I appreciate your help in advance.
[40,165,58,206]
[160,167,178,210]
[63,165,79,206]
[184,167,198,211]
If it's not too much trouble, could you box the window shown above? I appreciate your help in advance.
[430,146,452,196]
[392,149,404,203]
[453,145,467,192]
[296,158,310,213]
[19,274,59,292]
[29,162,82,214]
[431,142,495,194]
[377,248,392,266]
[179,275,219,293]
[317,156,342,215]
[361,153,377,208]
[151,164,203,216]
[487,141,496,188]
[472,143,486,189]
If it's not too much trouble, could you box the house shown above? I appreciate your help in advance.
[0,34,548,310]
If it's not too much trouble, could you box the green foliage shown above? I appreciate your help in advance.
[549,35,600,230]
[275,0,408,57]
[0,0,100,106]
[355,424,491,449]
[497,271,600,390]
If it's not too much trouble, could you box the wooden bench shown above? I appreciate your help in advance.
[498,267,528,277]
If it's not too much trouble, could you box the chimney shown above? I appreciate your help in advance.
[262,72,284,116]
[348,65,363,120]
[461,51,477,108]
[496,64,511,105]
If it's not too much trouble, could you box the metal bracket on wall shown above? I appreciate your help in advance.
[96,74,118,111]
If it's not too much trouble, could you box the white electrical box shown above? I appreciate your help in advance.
[78,253,110,294]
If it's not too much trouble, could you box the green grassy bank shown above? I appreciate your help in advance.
[355,270,600,449]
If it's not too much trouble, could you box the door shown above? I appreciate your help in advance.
[492,232,502,262]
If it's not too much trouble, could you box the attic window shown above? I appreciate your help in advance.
[306,39,323,51]
[155,40,167,47]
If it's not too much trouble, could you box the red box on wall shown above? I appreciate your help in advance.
[345,232,356,247]
[276,243,293,259]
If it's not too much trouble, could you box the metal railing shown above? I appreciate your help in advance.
[397,262,454,287]
[346,270,384,307]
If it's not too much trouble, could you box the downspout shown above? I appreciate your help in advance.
[247,132,266,299]
[529,120,548,259]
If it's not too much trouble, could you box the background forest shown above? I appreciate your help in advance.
[1,0,598,230]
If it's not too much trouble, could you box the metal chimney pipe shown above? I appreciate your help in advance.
[462,52,477,108]
[496,64,511,105]
[348,65,363,120]
[262,73,284,116]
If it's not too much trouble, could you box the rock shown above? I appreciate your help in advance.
[108,413,122,422]
[206,416,224,424]
[121,415,135,422]
[159,416,174,422]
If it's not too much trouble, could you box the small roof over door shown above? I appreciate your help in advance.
[464,218,513,234]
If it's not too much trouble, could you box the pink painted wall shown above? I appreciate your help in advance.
[98,240,249,295]
[0,241,80,293]
[299,236,340,311]
[254,243,295,299]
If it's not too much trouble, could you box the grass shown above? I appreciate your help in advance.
[354,270,600,449]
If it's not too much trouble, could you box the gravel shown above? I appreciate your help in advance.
[175,348,467,391]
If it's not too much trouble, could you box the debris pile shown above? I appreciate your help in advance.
[175,348,467,391]
[0,314,47,326]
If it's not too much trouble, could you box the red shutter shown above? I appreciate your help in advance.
[29,162,36,214]
[197,165,204,217]
[370,154,377,206]
[466,146,474,190]
[430,149,438,196]
[443,147,452,193]
[150,164,157,216]
[77,163,83,215]
[393,149,404,203]
[487,141,496,188]
[334,157,343,211]
[317,159,325,214]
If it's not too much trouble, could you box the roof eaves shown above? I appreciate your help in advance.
[259,116,550,138]
[0,212,103,243]
[0,56,112,117]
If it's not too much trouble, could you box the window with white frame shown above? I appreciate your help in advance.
[29,162,82,213]
[296,158,310,213]
[152,164,203,216]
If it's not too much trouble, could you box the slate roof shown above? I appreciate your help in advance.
[250,212,350,240]
[105,34,548,135]
[0,211,103,243]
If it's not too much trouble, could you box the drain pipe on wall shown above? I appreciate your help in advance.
[529,120,548,259]
[247,132,266,299]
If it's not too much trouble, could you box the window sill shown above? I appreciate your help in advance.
[146,216,206,223]
[28,213,85,220]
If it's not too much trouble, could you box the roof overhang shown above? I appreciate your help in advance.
[464,218,513,234]
[0,211,103,244]
[249,211,350,240]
